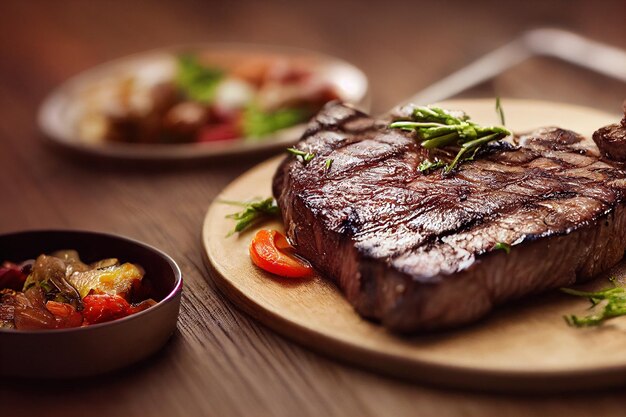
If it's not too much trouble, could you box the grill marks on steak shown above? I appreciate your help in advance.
[272,102,626,332]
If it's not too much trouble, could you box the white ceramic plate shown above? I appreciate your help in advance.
[38,43,370,161]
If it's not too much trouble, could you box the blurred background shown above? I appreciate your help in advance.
[2,0,625,117]
[2,2,626,416]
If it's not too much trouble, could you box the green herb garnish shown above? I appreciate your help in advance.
[23,275,81,308]
[243,105,306,139]
[389,104,511,174]
[561,278,626,327]
[222,197,280,236]
[175,54,224,103]
[495,97,506,126]
[286,147,315,164]
[493,242,511,254]
[418,159,445,173]
[325,159,333,170]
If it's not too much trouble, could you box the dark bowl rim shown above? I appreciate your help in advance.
[0,229,183,335]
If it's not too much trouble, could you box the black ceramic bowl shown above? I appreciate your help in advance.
[0,230,182,378]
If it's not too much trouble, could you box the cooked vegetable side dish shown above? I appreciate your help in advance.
[0,250,156,330]
[77,53,340,145]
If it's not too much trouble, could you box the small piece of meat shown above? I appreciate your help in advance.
[593,104,626,161]
[273,102,626,333]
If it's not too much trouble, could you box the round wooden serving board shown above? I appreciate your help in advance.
[202,99,626,392]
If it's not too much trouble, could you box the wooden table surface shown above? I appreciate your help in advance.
[1,1,626,416]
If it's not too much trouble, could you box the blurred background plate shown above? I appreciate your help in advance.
[38,43,370,161]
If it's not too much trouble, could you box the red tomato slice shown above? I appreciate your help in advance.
[249,229,313,278]
[82,294,131,325]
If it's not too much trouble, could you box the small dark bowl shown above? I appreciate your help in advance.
[0,230,182,378]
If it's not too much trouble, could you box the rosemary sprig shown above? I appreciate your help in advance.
[325,158,333,170]
[418,159,445,173]
[561,278,626,327]
[286,147,315,164]
[389,104,511,173]
[496,97,506,126]
[221,197,280,236]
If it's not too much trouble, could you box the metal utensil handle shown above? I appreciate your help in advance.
[404,28,626,106]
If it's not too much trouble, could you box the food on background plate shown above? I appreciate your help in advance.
[77,53,340,145]
[0,250,156,330]
[270,101,626,333]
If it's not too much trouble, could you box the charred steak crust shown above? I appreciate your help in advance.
[272,102,626,332]
[593,106,626,162]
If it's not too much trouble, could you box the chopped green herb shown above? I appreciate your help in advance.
[418,159,445,173]
[325,159,333,170]
[495,97,506,126]
[493,242,511,254]
[286,147,315,164]
[175,54,224,103]
[23,276,80,307]
[221,197,280,236]
[561,278,626,327]
[389,102,511,174]
[243,105,306,139]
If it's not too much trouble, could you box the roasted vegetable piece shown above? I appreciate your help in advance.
[90,258,119,270]
[82,294,132,325]
[45,301,83,328]
[68,263,144,299]
[13,286,58,330]
[51,249,90,274]
[25,255,83,309]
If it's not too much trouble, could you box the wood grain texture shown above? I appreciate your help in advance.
[1,0,626,416]
[203,100,626,392]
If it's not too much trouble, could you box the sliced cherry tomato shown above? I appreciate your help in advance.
[249,229,313,278]
[82,293,131,325]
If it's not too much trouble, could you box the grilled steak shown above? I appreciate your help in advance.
[272,102,626,332]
